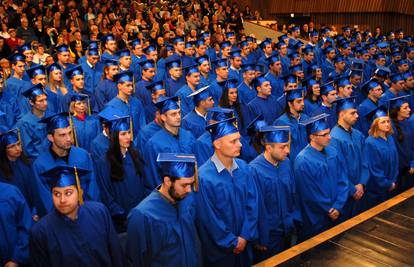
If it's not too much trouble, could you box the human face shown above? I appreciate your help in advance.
[222,46,231,58]
[312,84,321,96]
[6,141,23,160]
[186,72,200,87]
[118,130,132,149]
[161,109,181,128]
[133,45,143,56]
[377,117,391,133]
[201,96,215,109]
[87,55,100,66]
[369,85,383,99]
[393,80,405,91]
[216,66,228,80]
[398,103,411,120]
[120,56,132,69]
[259,81,272,97]
[175,42,185,53]
[71,75,84,90]
[73,100,86,115]
[214,132,242,158]
[196,45,206,56]
[198,61,210,74]
[405,76,414,89]
[350,75,361,86]
[32,94,48,112]
[142,68,156,80]
[231,57,242,69]
[228,88,238,103]
[312,128,331,147]
[151,89,166,102]
[167,177,195,201]
[12,61,25,76]
[264,44,272,55]
[23,50,34,62]
[52,185,79,217]
[169,67,182,79]
[118,81,134,96]
[106,65,119,79]
[290,97,304,113]
[325,90,337,104]
[32,74,47,87]
[268,142,290,161]
[243,70,255,84]
[338,84,353,97]
[304,52,314,62]
[58,52,70,64]
[270,61,282,73]
[51,70,62,82]
[148,51,158,61]
[341,108,359,126]
[50,126,73,150]
[105,40,117,53]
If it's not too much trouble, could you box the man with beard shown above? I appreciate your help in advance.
[32,112,100,217]
[100,33,118,62]
[126,153,201,267]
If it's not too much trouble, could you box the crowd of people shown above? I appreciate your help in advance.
[1,0,414,266]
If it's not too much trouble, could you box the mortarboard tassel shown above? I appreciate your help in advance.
[69,113,78,147]
[193,161,199,192]
[74,166,84,205]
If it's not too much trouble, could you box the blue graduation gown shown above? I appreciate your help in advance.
[105,96,147,137]
[16,112,49,159]
[81,61,102,94]
[90,132,109,162]
[135,121,162,154]
[311,104,338,129]
[30,202,124,267]
[45,86,67,113]
[361,136,399,210]
[134,79,152,107]
[127,190,201,267]
[0,182,31,266]
[143,128,195,193]
[274,113,309,162]
[32,146,100,217]
[4,76,31,100]
[294,144,349,240]
[249,155,299,258]
[304,98,322,116]
[72,115,101,152]
[321,59,335,83]
[356,98,378,136]
[96,152,145,218]
[0,92,21,128]
[247,95,283,125]
[194,132,214,166]
[209,80,225,105]
[60,63,76,90]
[228,67,242,85]
[264,71,284,98]
[143,101,157,124]
[131,54,146,81]
[61,90,99,114]
[175,85,195,116]
[392,119,414,172]
[101,51,119,62]
[182,110,207,138]
[330,125,368,217]
[195,158,259,267]
[94,79,118,111]
[165,77,185,97]
[237,82,256,105]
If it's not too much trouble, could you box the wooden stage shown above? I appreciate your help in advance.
[254,188,414,267]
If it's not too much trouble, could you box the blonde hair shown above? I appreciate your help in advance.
[48,72,68,95]
[368,117,393,138]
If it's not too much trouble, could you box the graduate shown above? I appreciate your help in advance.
[200,32,217,63]
[356,78,383,136]
[55,45,76,90]
[16,83,49,159]
[80,48,102,94]
[303,77,322,116]
[127,153,201,267]
[94,59,119,111]
[175,64,202,116]
[379,73,406,104]
[30,165,124,267]
[68,93,101,152]
[0,127,37,214]
[264,53,285,98]
[311,81,338,129]
[249,126,299,262]
[96,115,145,233]
[45,63,69,113]
[106,71,147,138]
[32,112,100,217]
[165,55,185,97]
[274,87,309,161]
[0,69,21,129]
[247,75,284,125]
[294,114,349,241]
[330,97,368,217]
[134,59,156,107]
[195,117,259,267]
[0,181,31,266]
[237,64,257,105]
[130,39,146,81]
[4,53,31,100]
[182,85,214,138]
[100,33,119,62]
[22,65,49,114]
[388,95,414,192]
[135,108,163,155]
[228,49,243,84]
[116,49,133,72]
[209,59,229,103]
[143,95,195,193]
[196,54,215,87]
[143,80,167,123]
[361,106,399,210]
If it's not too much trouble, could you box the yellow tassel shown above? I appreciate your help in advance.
[87,97,91,116]
[129,116,134,140]
[193,160,199,192]
[74,166,84,205]
[69,113,78,147]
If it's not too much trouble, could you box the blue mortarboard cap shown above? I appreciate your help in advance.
[185,41,194,49]
[292,40,304,51]
[109,115,131,133]
[0,128,19,147]
[229,49,242,59]
[220,41,231,49]
[302,45,314,54]
[97,107,127,124]
[104,59,119,67]
[334,96,357,112]
[188,85,211,105]
[390,73,404,83]
[22,83,45,100]
[146,80,165,94]
[246,36,254,42]
[195,39,205,47]
[225,79,239,89]
[27,65,46,79]
[213,58,228,68]
[364,105,388,121]
[183,64,200,76]
[309,30,319,37]
[113,70,133,83]
[130,39,141,48]
[87,49,99,56]
[321,27,331,35]
[246,114,267,136]
[388,95,410,110]
[88,40,99,50]
[303,77,319,91]
[139,59,156,69]
[115,49,131,58]
[324,46,335,54]
[252,75,268,88]
[41,165,90,189]
[278,35,288,42]
[39,112,70,133]
[406,46,414,53]
[200,32,210,39]
[300,113,330,135]
[265,53,280,65]
[402,71,413,80]
[255,64,266,73]
[290,26,300,32]
[102,33,115,43]
[208,107,234,121]
[173,37,185,44]
[350,69,363,77]
[165,44,174,52]
[333,55,345,63]
[320,81,336,95]
[288,50,300,60]
[70,93,89,102]
[374,66,391,77]
[351,59,364,70]
[282,74,297,85]
[342,26,351,32]
[260,125,290,143]
[195,55,209,66]
[241,64,255,72]
[289,63,303,73]
[65,65,83,79]
[143,45,157,54]
[337,76,351,87]
[391,50,401,57]
[18,43,31,52]
[239,40,249,48]
[276,41,286,49]
[361,78,381,93]
[165,54,182,69]
[56,45,70,53]
[377,42,389,49]
[206,117,239,141]
[395,58,408,66]
[286,87,304,101]
[225,32,235,39]
[157,153,196,179]
[9,53,25,63]
[155,95,180,114]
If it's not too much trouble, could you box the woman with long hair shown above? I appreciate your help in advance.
[388,95,414,193]
[45,63,68,113]
[96,115,145,232]
[303,77,322,115]
[361,106,398,211]
[219,79,246,135]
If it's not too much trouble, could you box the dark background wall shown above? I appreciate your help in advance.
[241,0,414,35]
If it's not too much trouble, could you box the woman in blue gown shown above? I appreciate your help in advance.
[303,77,322,116]
[45,63,68,113]
[96,115,145,233]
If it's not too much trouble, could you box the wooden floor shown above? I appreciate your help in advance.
[255,188,414,267]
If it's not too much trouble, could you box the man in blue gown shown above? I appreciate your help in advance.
[143,95,196,193]
[330,97,368,217]
[100,33,119,62]
[356,78,383,136]
[55,45,76,90]
[228,49,243,85]
[264,53,285,98]
[249,126,300,262]
[237,64,257,105]
[175,64,202,116]
[30,165,124,267]
[195,117,259,267]
[16,83,49,159]
[311,81,338,129]
[127,153,201,267]
[80,48,102,95]
[32,112,100,217]
[165,55,185,97]
[4,53,31,100]
[209,59,229,103]
[0,182,31,266]
[295,114,349,241]
[94,59,119,111]
[134,59,156,108]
